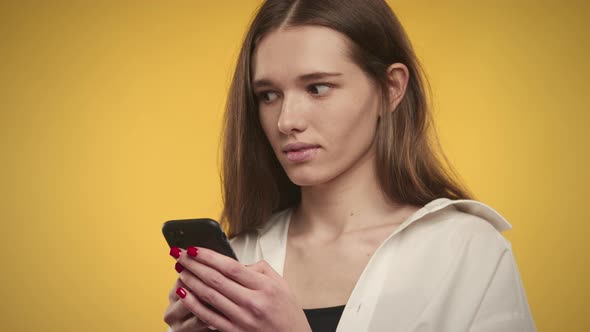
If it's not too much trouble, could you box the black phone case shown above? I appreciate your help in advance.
[162,218,238,260]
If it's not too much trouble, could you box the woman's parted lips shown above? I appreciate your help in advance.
[282,142,321,152]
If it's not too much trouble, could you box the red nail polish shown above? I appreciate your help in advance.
[187,246,198,257]
[176,287,187,299]
[174,262,184,273]
[169,246,181,259]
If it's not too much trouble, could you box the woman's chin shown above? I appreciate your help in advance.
[286,171,330,188]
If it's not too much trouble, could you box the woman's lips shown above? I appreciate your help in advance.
[282,142,321,163]
[285,147,319,163]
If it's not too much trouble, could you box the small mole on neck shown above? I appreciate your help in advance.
[350,212,354,216]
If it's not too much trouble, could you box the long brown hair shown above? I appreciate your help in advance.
[220,0,473,238]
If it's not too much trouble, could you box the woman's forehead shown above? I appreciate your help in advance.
[252,26,356,82]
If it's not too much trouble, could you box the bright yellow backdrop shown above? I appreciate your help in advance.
[1,1,587,331]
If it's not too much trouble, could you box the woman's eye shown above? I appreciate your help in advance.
[258,91,278,104]
[308,84,331,96]
[257,84,332,104]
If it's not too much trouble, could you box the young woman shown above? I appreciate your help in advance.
[164,0,536,331]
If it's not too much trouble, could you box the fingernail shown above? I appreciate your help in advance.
[174,262,184,273]
[169,246,181,259]
[187,246,198,257]
[208,326,216,330]
[176,287,187,299]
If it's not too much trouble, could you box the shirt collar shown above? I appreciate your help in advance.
[257,198,512,275]
[412,198,512,232]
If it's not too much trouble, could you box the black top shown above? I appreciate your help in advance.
[303,305,346,332]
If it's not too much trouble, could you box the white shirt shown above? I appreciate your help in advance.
[230,198,537,331]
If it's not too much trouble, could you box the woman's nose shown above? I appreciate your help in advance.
[277,95,308,135]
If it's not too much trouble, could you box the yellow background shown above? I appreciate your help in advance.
[1,1,587,331]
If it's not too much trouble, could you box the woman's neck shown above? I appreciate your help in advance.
[291,151,412,240]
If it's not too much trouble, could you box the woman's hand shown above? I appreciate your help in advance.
[163,278,213,331]
[170,246,312,332]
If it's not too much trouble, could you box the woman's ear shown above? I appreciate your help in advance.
[385,63,410,114]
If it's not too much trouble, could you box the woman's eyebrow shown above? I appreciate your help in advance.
[252,71,343,89]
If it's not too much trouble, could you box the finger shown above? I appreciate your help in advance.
[175,286,235,332]
[179,269,252,327]
[168,279,187,303]
[177,249,263,307]
[163,298,193,325]
[179,247,267,290]
[246,260,282,279]
[166,314,209,332]
[177,315,211,332]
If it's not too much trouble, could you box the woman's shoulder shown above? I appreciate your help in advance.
[386,199,519,291]
[384,199,535,330]
[407,198,514,252]
[228,229,258,257]
[229,208,292,262]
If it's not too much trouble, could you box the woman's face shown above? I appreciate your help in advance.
[252,25,381,187]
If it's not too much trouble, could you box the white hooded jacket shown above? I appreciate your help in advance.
[230,198,537,332]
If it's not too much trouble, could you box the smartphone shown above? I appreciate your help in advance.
[162,218,238,261]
